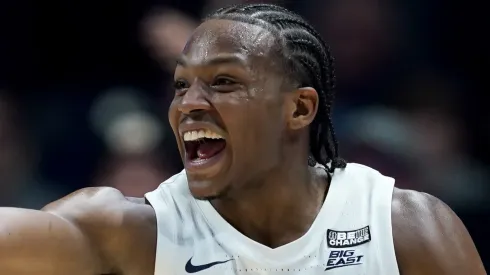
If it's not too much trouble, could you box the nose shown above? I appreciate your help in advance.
[177,83,212,115]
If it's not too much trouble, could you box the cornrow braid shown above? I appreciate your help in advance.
[206,4,346,173]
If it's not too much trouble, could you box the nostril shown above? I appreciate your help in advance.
[180,109,208,119]
[178,107,206,115]
[189,109,206,114]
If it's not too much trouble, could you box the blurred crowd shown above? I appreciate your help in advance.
[0,0,488,265]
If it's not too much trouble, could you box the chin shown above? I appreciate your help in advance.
[187,178,230,200]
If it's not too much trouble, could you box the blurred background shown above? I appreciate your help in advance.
[0,0,487,266]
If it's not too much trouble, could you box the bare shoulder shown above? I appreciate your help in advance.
[44,187,157,275]
[391,188,486,275]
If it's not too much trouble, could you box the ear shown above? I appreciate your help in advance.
[285,87,319,130]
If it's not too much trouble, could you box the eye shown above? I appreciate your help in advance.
[212,77,237,87]
[173,80,189,91]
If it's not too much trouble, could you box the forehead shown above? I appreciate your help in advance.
[181,19,279,66]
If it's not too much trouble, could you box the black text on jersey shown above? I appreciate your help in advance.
[325,249,364,271]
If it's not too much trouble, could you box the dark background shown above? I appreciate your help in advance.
[0,0,488,267]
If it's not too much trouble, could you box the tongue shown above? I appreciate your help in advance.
[197,139,226,159]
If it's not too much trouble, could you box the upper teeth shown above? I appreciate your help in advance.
[183,129,223,141]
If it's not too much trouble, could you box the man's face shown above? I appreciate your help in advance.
[168,19,291,199]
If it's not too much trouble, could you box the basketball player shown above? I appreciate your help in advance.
[0,4,486,275]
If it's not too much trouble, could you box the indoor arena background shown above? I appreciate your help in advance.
[0,0,487,267]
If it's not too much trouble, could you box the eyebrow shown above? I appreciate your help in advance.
[176,54,247,67]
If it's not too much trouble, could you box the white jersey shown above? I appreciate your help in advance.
[145,163,400,275]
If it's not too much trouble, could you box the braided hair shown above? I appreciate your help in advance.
[206,4,346,173]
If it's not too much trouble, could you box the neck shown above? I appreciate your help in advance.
[210,148,329,248]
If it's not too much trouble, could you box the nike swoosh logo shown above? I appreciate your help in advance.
[325,263,362,271]
[185,257,233,273]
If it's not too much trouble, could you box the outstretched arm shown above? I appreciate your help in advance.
[0,187,156,275]
[393,189,486,274]
[0,207,101,275]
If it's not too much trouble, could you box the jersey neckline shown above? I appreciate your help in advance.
[194,167,349,265]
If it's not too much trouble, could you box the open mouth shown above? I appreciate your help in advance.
[183,129,226,163]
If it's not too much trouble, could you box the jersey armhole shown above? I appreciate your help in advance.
[145,188,170,275]
[376,176,400,275]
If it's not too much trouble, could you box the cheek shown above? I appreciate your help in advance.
[253,99,285,154]
[215,93,251,136]
[218,93,284,158]
[168,100,181,136]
